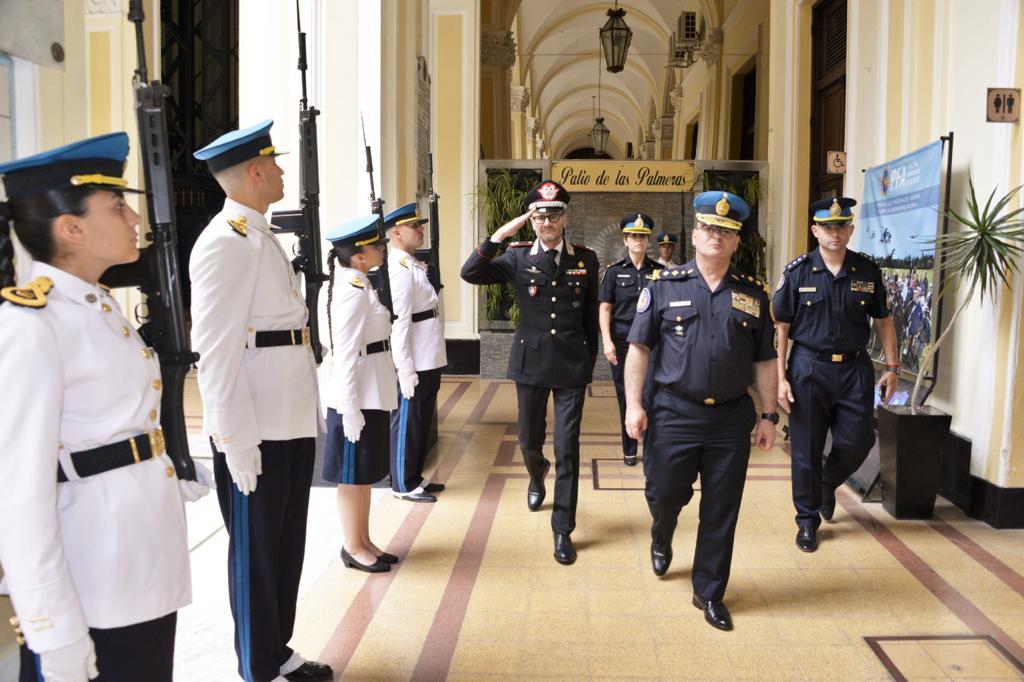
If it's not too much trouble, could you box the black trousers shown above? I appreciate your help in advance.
[644,390,755,602]
[609,338,639,458]
[516,382,587,535]
[787,350,875,529]
[20,612,176,682]
[212,438,315,682]
[390,367,443,493]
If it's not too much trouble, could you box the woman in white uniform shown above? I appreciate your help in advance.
[0,133,212,682]
[321,215,399,573]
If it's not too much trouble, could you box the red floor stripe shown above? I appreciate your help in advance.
[437,381,470,423]
[929,515,1024,598]
[466,382,501,424]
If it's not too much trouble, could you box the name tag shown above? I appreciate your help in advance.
[616,274,632,278]
[732,291,760,317]
[669,300,691,308]
[851,280,875,293]
[798,287,817,293]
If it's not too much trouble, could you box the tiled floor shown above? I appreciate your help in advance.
[171,377,1024,681]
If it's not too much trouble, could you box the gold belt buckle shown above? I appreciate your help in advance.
[149,428,166,457]
[301,327,311,345]
[831,353,844,363]
[703,397,716,406]
[290,329,297,345]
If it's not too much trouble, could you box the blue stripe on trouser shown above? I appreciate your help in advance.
[343,439,353,484]
[233,487,253,682]
[396,398,410,492]
[35,653,43,682]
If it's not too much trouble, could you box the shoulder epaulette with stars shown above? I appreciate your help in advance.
[0,276,54,308]
[785,253,810,271]
[654,267,695,282]
[730,272,769,294]
[855,250,878,265]
[349,276,365,289]
[227,216,248,237]
[508,241,532,248]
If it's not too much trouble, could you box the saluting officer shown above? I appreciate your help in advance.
[461,180,599,565]
[599,213,663,466]
[190,120,332,682]
[0,133,211,681]
[625,191,777,631]
[655,232,679,266]
[773,197,899,553]
[384,202,448,503]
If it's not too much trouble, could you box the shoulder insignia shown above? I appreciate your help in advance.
[508,241,532,248]
[649,269,660,281]
[98,283,111,293]
[785,253,809,271]
[399,256,410,269]
[349,276,365,289]
[1,276,54,308]
[227,216,248,237]
[655,267,694,282]
[858,250,878,265]
[573,243,594,252]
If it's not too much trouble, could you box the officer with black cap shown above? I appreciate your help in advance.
[461,179,599,565]
[190,120,332,682]
[773,197,899,553]
[599,213,663,466]
[625,191,777,631]
[655,232,680,266]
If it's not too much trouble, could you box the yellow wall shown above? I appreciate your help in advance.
[435,13,465,327]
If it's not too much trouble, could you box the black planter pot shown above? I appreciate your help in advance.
[878,405,953,519]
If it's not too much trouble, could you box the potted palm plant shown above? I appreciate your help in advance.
[879,177,1024,518]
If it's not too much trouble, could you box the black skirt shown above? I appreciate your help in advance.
[322,408,390,485]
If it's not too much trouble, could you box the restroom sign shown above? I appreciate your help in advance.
[987,88,1020,123]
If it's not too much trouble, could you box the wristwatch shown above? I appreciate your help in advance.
[882,364,900,375]
[760,412,780,424]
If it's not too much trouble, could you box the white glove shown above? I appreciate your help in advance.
[224,446,262,495]
[342,411,365,443]
[178,460,215,503]
[398,372,419,400]
[39,635,98,682]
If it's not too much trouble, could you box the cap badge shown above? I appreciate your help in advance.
[538,182,559,200]
[715,194,731,216]
[830,198,842,217]
[633,214,644,228]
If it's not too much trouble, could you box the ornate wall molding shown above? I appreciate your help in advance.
[700,28,723,67]
[510,85,530,112]
[526,116,539,137]
[481,30,516,70]
[86,0,122,14]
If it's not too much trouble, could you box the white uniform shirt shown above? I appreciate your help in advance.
[189,199,322,454]
[0,262,190,652]
[656,256,676,267]
[388,249,447,375]
[325,267,397,413]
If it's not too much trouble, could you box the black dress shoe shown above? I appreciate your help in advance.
[376,551,399,564]
[394,490,437,503]
[650,543,672,577]
[340,548,390,573]
[623,453,638,467]
[284,661,334,681]
[553,533,577,565]
[527,460,551,511]
[692,594,733,631]
[423,482,446,494]
[796,527,818,552]
[821,486,836,522]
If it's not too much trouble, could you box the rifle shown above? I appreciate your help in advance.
[269,0,326,364]
[424,153,443,291]
[101,0,197,480]
[361,114,394,316]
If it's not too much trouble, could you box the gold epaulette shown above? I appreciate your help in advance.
[227,216,248,237]
[1,276,54,308]
[785,253,809,271]
[399,256,410,269]
[655,267,694,281]
[350,276,365,289]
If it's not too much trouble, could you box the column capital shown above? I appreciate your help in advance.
[700,28,723,68]
[86,0,121,13]
[510,85,531,112]
[526,115,539,137]
[481,30,517,70]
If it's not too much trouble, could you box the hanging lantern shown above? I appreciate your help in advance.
[590,117,610,155]
[599,6,633,73]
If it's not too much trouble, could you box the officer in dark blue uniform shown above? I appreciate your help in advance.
[461,179,599,565]
[773,197,899,553]
[625,191,778,631]
[599,213,663,466]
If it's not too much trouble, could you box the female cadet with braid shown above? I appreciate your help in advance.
[0,134,212,682]
[321,215,399,573]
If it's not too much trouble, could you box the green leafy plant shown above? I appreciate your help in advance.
[914,176,1024,409]
[701,170,766,278]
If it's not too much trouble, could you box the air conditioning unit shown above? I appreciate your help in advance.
[677,11,700,46]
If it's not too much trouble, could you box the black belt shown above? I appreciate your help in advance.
[363,339,391,355]
[411,308,439,323]
[251,327,310,348]
[658,385,747,408]
[57,429,165,482]
[793,345,864,363]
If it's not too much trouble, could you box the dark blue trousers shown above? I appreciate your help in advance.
[212,438,314,682]
[390,367,443,493]
[644,390,755,601]
[787,349,875,529]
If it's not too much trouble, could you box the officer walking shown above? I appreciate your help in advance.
[773,197,899,552]
[384,202,448,503]
[461,180,599,565]
[190,120,332,682]
[655,232,679,266]
[599,213,663,466]
[625,191,777,631]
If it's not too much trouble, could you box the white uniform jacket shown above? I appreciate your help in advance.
[0,262,190,652]
[388,249,447,376]
[325,268,397,413]
[189,199,322,455]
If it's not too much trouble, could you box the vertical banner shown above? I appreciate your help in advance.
[855,140,943,378]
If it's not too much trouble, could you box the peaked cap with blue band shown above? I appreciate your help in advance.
[193,119,286,174]
[619,212,654,234]
[694,191,750,230]
[325,214,387,248]
[656,232,679,245]
[0,132,144,200]
[384,202,429,229]
[810,196,856,223]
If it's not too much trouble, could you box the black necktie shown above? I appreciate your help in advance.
[545,248,558,269]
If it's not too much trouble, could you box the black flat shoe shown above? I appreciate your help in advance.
[796,527,818,553]
[528,460,551,511]
[376,551,399,564]
[394,490,437,503]
[651,543,672,577]
[553,532,577,565]
[821,486,836,522]
[341,547,390,573]
[692,594,733,631]
[423,482,446,494]
[283,661,334,681]
[623,453,638,467]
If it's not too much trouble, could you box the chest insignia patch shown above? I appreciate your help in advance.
[798,287,817,293]
[851,280,875,293]
[636,288,651,313]
[528,286,538,297]
[732,291,760,317]
[527,266,541,273]
[566,268,588,277]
